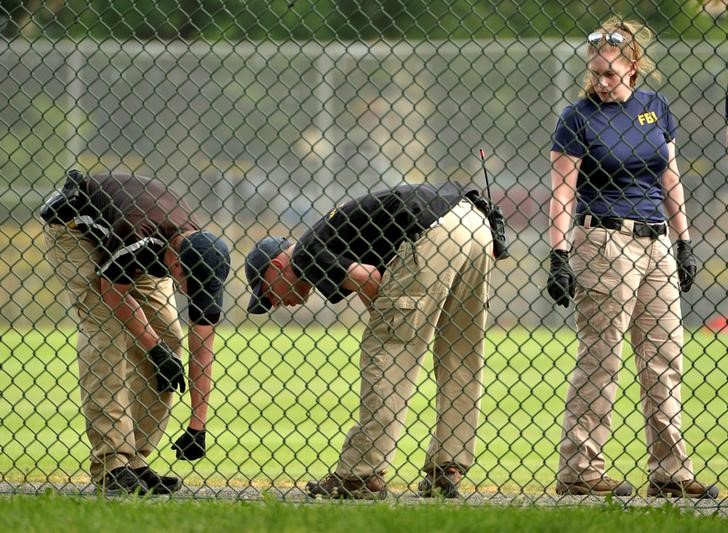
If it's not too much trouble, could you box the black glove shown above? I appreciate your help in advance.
[547,249,575,308]
[148,342,186,393]
[676,239,697,293]
[172,427,206,460]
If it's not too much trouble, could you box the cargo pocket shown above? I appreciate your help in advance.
[370,295,425,345]
[571,228,600,284]
[571,227,606,266]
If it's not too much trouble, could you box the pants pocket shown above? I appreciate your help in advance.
[571,227,607,265]
[370,295,425,344]
[603,230,623,261]
[572,228,615,294]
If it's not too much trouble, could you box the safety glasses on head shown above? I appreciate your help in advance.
[587,31,625,47]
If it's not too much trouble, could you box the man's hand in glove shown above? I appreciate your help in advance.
[148,342,186,393]
[547,249,575,308]
[676,239,697,293]
[172,427,206,460]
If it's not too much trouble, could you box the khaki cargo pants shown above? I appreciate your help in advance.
[336,199,493,478]
[44,224,183,482]
[558,222,694,484]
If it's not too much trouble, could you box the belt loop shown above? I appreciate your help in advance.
[621,219,634,236]
[583,214,592,229]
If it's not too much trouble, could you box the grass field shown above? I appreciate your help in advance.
[0,324,726,496]
[1,493,726,533]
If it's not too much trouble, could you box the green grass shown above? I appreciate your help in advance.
[0,494,726,533]
[0,325,726,494]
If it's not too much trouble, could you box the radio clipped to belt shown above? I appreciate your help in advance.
[465,150,510,260]
[40,169,85,225]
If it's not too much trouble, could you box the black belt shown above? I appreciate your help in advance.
[576,215,667,239]
[45,217,78,228]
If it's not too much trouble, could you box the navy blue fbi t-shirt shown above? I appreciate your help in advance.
[552,89,677,222]
[291,182,472,304]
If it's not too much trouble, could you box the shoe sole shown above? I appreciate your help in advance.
[556,484,631,497]
[647,488,717,499]
[146,483,182,495]
[556,488,614,496]
[102,487,148,497]
[306,487,387,500]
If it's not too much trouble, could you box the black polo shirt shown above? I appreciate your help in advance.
[292,182,473,303]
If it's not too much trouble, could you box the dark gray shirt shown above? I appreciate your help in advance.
[73,173,200,283]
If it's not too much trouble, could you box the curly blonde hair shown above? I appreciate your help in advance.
[580,16,660,97]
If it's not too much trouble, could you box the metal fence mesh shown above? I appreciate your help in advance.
[0,1,726,501]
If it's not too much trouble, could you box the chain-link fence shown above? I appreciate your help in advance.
[0,2,726,502]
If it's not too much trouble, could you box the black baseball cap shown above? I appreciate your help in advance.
[179,230,231,325]
[245,236,291,314]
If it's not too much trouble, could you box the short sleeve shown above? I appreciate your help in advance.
[551,105,587,158]
[97,220,165,283]
[657,92,677,142]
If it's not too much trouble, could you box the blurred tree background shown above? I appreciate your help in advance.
[0,1,725,329]
[2,0,728,41]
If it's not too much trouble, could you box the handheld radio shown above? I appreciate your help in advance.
[476,149,510,260]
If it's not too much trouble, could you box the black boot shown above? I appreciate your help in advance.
[133,467,183,495]
[97,467,148,496]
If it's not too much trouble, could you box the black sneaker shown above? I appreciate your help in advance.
[133,467,183,495]
[98,466,148,496]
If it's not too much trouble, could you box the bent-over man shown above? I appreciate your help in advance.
[41,170,230,495]
[246,182,493,499]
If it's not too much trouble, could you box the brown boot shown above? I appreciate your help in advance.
[305,472,387,500]
[647,479,719,499]
[555,476,633,496]
[418,466,462,498]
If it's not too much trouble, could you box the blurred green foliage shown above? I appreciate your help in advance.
[2,1,727,41]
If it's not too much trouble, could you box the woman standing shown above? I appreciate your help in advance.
[546,17,718,498]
